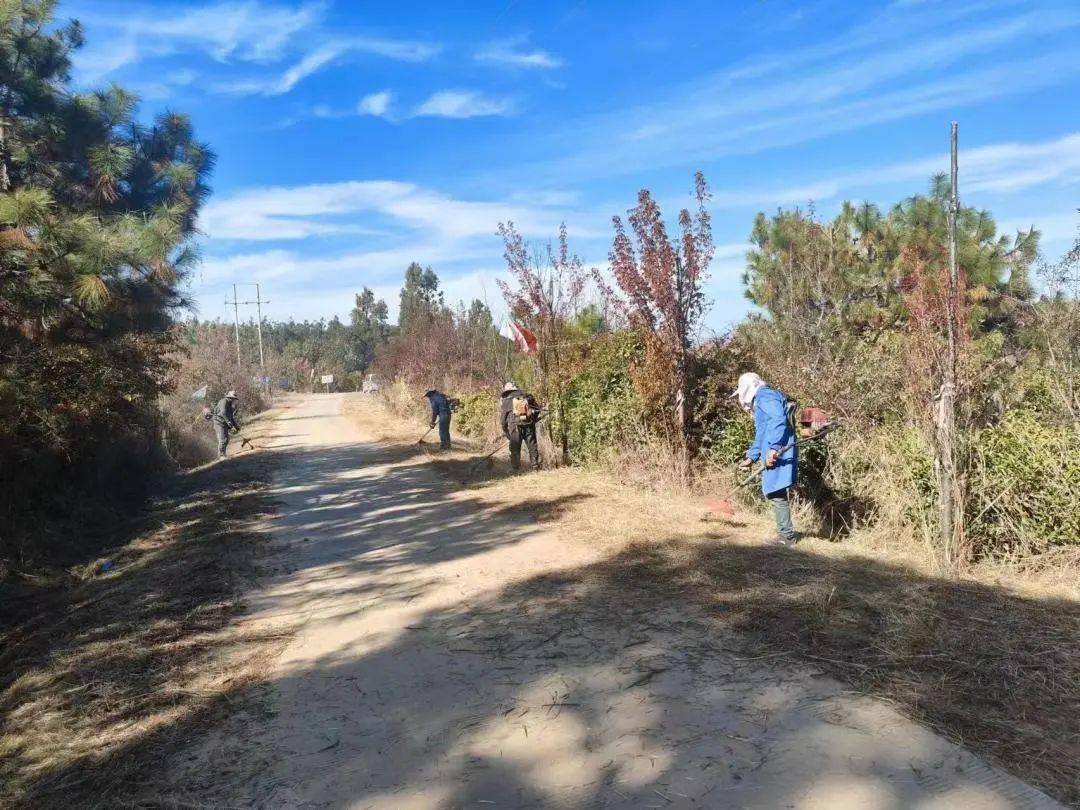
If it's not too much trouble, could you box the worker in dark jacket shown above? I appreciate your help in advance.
[735,372,798,545]
[424,389,453,450]
[211,390,241,459]
[499,382,541,471]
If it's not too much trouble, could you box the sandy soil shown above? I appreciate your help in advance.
[175,393,1062,809]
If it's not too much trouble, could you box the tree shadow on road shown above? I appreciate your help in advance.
[157,526,1076,807]
[0,453,286,809]
[0,426,596,808]
[7,427,1076,808]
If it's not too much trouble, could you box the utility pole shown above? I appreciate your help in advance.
[936,122,962,567]
[254,282,265,373]
[252,283,267,387]
[227,283,242,368]
[227,283,272,395]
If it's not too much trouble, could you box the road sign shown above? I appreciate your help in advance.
[320,374,334,384]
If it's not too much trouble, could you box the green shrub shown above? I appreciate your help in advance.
[563,333,643,466]
[700,415,755,467]
[454,392,499,439]
[969,410,1080,552]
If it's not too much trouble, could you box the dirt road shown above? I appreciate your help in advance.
[184,394,1061,809]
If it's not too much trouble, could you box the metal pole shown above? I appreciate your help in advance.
[231,283,242,368]
[254,283,267,394]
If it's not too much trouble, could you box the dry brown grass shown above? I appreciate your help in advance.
[348,392,1080,806]
[0,432,286,808]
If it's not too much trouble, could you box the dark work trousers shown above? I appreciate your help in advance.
[766,486,796,541]
[437,412,451,450]
[508,423,539,470]
[214,422,230,458]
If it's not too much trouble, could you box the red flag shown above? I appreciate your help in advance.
[505,321,538,354]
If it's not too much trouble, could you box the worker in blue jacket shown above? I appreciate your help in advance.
[735,372,798,545]
[424,389,453,451]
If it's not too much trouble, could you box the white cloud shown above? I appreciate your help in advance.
[199,179,607,243]
[413,90,514,119]
[132,0,320,62]
[201,180,410,240]
[127,66,202,101]
[532,5,1080,181]
[358,90,394,118]
[76,37,140,83]
[72,1,438,95]
[73,0,324,82]
[708,132,1080,208]
[193,178,617,324]
[279,88,513,127]
[346,35,440,63]
[220,42,348,95]
[219,35,438,96]
[199,245,454,287]
[474,38,564,69]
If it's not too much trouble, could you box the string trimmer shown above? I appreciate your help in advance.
[704,411,838,521]
[461,411,548,476]
[464,438,507,475]
[734,419,839,490]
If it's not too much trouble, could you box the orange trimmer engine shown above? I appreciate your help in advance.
[798,407,830,438]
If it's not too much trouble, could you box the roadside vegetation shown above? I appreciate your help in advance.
[345,181,1079,579]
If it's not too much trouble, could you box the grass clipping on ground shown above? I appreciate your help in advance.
[348,393,1080,807]
[0,453,284,808]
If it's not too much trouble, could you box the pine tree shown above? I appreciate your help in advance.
[350,286,391,369]
[397,262,443,332]
[0,0,213,562]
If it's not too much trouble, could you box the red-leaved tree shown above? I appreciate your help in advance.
[600,172,714,469]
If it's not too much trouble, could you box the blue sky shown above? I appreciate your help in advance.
[68,0,1080,334]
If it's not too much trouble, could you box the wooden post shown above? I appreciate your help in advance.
[936,122,963,567]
